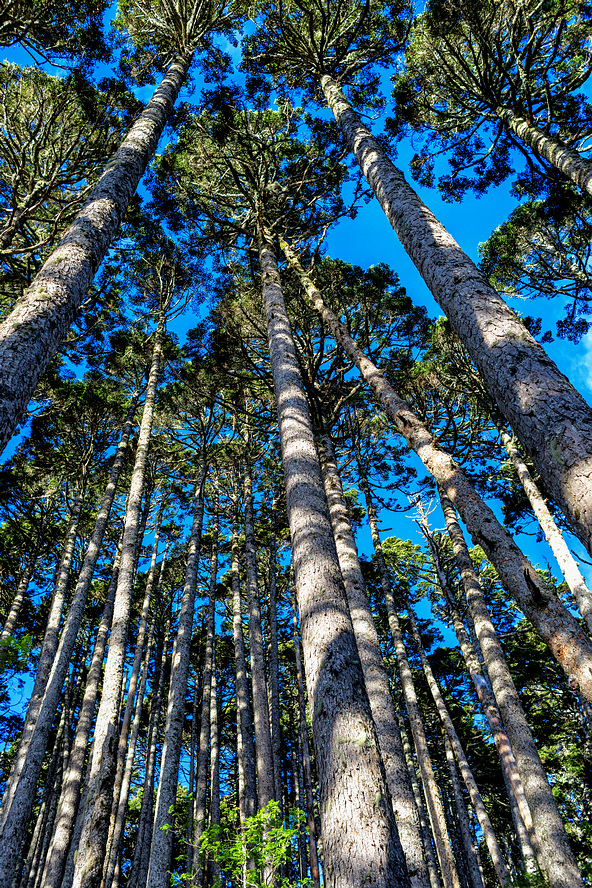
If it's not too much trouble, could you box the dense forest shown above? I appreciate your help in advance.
[1,1,592,887]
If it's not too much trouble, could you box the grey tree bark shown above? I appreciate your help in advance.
[280,240,592,702]
[292,594,321,888]
[189,490,219,888]
[441,732,484,888]
[0,53,192,455]
[104,496,167,888]
[405,603,510,888]
[495,419,592,635]
[316,428,430,888]
[0,480,87,888]
[129,609,171,888]
[318,76,592,559]
[1,517,44,641]
[243,455,275,809]
[497,107,592,198]
[208,640,221,888]
[146,465,207,888]
[438,488,584,888]
[231,483,257,825]
[267,497,283,807]
[260,231,410,888]
[71,315,164,888]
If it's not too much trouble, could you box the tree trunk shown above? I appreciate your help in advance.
[317,76,592,559]
[208,639,221,888]
[281,240,592,702]
[292,594,321,888]
[267,497,283,807]
[71,315,164,888]
[129,608,171,888]
[0,484,86,888]
[438,488,584,888]
[260,230,409,888]
[231,484,257,825]
[147,465,207,888]
[397,709,442,888]
[244,455,275,809]
[316,428,430,888]
[497,106,592,198]
[495,419,592,634]
[405,603,510,888]
[104,495,167,888]
[190,495,219,888]
[0,53,193,455]
[1,524,43,641]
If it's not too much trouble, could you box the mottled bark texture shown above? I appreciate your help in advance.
[497,107,592,198]
[317,429,430,888]
[281,240,592,702]
[244,456,275,809]
[1,539,40,641]
[441,731,485,888]
[147,467,206,888]
[0,53,192,456]
[71,319,164,888]
[319,76,592,558]
[406,604,510,888]
[438,489,584,888]
[267,499,283,807]
[231,488,258,824]
[260,232,410,888]
[496,420,592,635]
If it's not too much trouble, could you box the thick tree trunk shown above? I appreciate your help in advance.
[405,604,510,888]
[497,107,592,198]
[146,466,207,888]
[495,420,592,634]
[71,317,164,888]
[190,496,219,888]
[438,488,584,888]
[318,76,592,558]
[260,231,409,888]
[244,455,275,809]
[231,486,257,825]
[292,595,321,888]
[281,241,592,701]
[317,429,430,888]
[0,53,192,455]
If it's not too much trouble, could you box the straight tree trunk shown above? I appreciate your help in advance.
[260,230,410,888]
[497,106,592,198]
[0,483,86,888]
[103,495,167,886]
[71,315,164,888]
[438,488,584,888]
[231,485,257,825]
[129,608,171,888]
[317,77,592,559]
[397,709,442,888]
[281,241,592,702]
[15,393,137,888]
[147,465,207,888]
[0,53,193,455]
[292,595,321,888]
[190,495,219,888]
[243,455,275,809]
[495,419,592,634]
[1,514,44,641]
[208,640,221,888]
[267,498,283,807]
[316,428,430,888]
[405,603,510,888]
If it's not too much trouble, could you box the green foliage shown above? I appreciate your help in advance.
[0,634,32,676]
[197,801,308,888]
